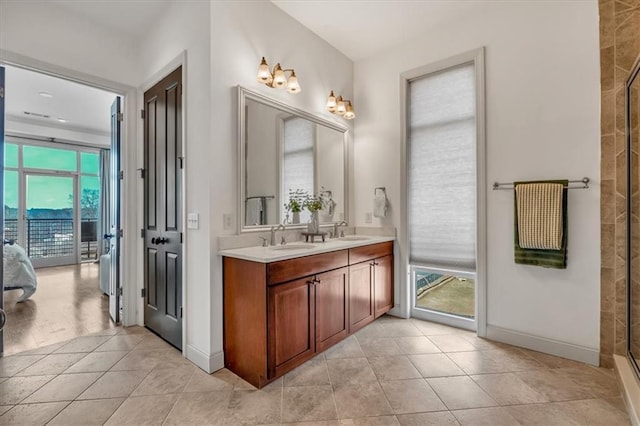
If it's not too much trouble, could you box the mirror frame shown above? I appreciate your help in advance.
[237,85,349,233]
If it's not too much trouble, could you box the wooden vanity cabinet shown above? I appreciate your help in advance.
[223,241,393,388]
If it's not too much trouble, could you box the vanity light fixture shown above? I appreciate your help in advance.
[325,91,355,120]
[256,57,301,93]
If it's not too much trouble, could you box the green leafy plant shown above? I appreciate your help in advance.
[284,189,306,213]
[304,193,324,213]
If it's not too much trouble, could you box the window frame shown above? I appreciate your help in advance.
[400,48,486,335]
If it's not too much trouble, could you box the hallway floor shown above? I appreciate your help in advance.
[0,316,630,425]
[2,263,115,355]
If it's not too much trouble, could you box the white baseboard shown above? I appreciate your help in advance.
[185,344,225,373]
[614,355,640,426]
[486,325,599,366]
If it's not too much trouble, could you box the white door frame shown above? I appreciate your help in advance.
[0,49,139,326]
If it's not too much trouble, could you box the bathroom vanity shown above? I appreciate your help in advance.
[221,237,394,388]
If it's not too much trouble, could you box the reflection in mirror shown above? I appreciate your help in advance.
[628,60,640,377]
[239,86,347,231]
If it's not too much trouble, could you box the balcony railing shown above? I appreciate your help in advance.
[3,218,98,261]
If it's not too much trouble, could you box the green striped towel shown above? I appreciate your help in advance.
[514,180,568,269]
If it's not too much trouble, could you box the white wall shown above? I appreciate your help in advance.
[211,0,353,365]
[354,2,601,356]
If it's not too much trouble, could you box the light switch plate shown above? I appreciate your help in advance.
[187,213,199,229]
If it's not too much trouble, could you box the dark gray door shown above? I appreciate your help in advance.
[143,67,183,349]
[108,97,122,323]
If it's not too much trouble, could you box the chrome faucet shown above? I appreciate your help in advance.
[270,224,286,246]
[333,221,348,238]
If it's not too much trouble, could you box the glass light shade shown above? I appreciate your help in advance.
[336,99,347,115]
[344,102,355,120]
[287,71,301,93]
[273,64,287,88]
[326,91,337,112]
[257,57,272,84]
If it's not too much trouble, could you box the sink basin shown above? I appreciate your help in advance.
[270,244,317,251]
[339,236,370,241]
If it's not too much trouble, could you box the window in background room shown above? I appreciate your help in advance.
[406,53,483,330]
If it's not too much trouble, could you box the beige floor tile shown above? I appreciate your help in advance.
[452,407,521,425]
[379,321,422,337]
[368,356,421,381]
[471,373,549,405]
[53,336,112,354]
[284,421,340,426]
[327,358,377,387]
[324,336,365,360]
[211,368,256,390]
[94,334,144,352]
[428,335,477,353]
[108,349,170,371]
[0,407,11,417]
[117,326,152,335]
[0,355,44,377]
[393,336,441,355]
[63,351,128,373]
[446,351,513,375]
[164,390,231,425]
[514,369,594,402]
[104,393,178,425]
[0,401,68,425]
[16,353,87,376]
[505,403,580,425]
[333,383,393,419]
[482,348,545,371]
[282,385,337,423]
[357,337,403,357]
[517,348,588,369]
[23,372,102,403]
[427,376,497,410]
[553,398,631,425]
[408,353,466,378]
[339,416,400,425]
[458,334,509,351]
[353,322,388,339]
[0,375,56,405]
[77,370,149,400]
[380,379,446,414]
[410,319,465,336]
[603,396,628,412]
[86,328,120,337]
[131,334,173,351]
[183,368,235,393]
[554,366,621,398]
[396,411,459,425]
[224,386,282,425]
[13,342,66,356]
[48,398,124,425]
[131,365,196,396]
[284,355,330,387]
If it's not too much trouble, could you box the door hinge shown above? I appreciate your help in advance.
[0,87,4,98]
[178,157,184,169]
[180,232,183,243]
[140,229,145,238]
[116,112,124,122]
[140,109,145,119]
[119,170,124,180]
[180,307,183,318]
[118,229,123,238]
[141,288,146,298]
[138,168,146,178]
[119,287,123,296]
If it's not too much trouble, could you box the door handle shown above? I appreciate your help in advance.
[151,237,169,245]
[104,233,114,240]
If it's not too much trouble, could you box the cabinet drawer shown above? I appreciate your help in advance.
[349,241,393,265]
[268,250,348,285]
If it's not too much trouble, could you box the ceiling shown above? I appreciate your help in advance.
[271,0,489,61]
[4,65,118,136]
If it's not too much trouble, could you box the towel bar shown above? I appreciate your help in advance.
[492,177,590,191]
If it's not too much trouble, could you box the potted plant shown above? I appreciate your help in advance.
[304,193,324,233]
[284,189,306,224]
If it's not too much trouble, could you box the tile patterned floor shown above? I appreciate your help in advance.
[0,316,631,425]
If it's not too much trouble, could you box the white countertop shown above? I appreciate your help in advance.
[218,235,395,263]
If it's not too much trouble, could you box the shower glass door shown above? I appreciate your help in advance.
[24,173,77,268]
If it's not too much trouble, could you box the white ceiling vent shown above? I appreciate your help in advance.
[23,111,52,119]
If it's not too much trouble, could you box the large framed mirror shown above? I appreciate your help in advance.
[627,58,640,379]
[237,86,348,232]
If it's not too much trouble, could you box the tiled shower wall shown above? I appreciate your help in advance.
[599,0,640,368]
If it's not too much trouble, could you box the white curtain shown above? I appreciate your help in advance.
[98,149,110,256]
[282,117,314,223]
[408,63,476,271]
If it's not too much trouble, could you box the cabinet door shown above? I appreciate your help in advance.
[315,267,349,352]
[374,255,394,318]
[348,261,374,333]
[268,277,315,378]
